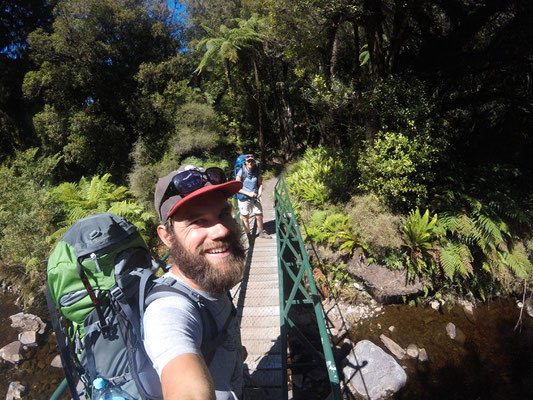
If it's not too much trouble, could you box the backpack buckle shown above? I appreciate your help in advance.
[97,318,111,331]
[109,286,124,301]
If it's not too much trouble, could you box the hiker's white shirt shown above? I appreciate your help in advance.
[143,271,243,400]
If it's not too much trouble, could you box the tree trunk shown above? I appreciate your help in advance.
[351,19,361,79]
[364,0,386,78]
[330,23,340,79]
[253,57,265,168]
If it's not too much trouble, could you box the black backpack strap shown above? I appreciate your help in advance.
[76,258,108,331]
[138,268,156,340]
[45,283,81,400]
[199,292,237,365]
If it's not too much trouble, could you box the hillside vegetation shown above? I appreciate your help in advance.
[0,0,531,304]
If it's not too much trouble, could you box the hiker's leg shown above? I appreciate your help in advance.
[241,214,251,233]
[256,213,264,231]
[252,201,265,232]
[238,200,251,233]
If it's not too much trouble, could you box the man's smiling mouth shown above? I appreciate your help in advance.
[205,246,230,255]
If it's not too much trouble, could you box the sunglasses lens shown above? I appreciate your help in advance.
[206,168,227,184]
[172,171,203,194]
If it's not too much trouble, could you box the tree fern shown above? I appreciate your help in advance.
[439,242,473,280]
[499,245,532,279]
[437,195,531,290]
[48,174,153,245]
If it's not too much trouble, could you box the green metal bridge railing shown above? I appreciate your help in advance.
[274,175,342,400]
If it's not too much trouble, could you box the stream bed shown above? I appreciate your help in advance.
[1,294,532,399]
[0,294,65,399]
[348,297,533,399]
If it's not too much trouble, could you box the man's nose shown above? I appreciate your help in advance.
[209,220,231,239]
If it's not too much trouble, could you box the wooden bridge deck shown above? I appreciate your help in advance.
[231,178,283,399]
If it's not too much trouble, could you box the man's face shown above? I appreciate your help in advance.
[245,159,255,170]
[168,190,245,293]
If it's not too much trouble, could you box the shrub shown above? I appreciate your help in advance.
[438,207,533,289]
[0,149,61,303]
[346,194,404,265]
[285,146,347,208]
[305,209,367,255]
[358,131,439,210]
[169,102,222,157]
[401,208,441,280]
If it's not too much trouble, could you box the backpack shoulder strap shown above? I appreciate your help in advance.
[45,283,82,400]
[144,277,232,365]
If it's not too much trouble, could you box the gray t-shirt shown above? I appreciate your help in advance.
[237,166,261,195]
[143,272,243,400]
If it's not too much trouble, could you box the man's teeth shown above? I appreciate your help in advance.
[206,247,228,254]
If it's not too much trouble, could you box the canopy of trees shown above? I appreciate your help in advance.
[0,0,531,301]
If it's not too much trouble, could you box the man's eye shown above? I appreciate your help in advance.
[221,209,232,218]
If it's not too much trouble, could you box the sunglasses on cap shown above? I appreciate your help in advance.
[159,167,228,208]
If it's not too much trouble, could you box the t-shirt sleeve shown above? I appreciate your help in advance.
[236,168,243,178]
[143,295,204,377]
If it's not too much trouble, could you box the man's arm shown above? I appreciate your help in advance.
[257,175,263,199]
[161,353,215,400]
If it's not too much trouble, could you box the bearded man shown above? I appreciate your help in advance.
[144,164,246,400]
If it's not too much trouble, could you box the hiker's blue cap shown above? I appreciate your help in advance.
[154,164,241,223]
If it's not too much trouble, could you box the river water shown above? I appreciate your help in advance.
[1,294,532,399]
[349,297,533,399]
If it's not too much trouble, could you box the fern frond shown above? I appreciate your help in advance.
[439,242,473,281]
[500,248,533,279]
[475,213,504,245]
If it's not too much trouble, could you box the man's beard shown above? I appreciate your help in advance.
[169,229,245,294]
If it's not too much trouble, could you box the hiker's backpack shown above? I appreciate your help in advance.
[233,154,260,200]
[45,213,225,400]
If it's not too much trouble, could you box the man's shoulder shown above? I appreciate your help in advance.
[145,292,201,318]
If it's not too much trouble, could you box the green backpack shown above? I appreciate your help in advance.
[46,213,223,400]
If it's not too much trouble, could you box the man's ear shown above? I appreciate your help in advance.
[157,224,173,248]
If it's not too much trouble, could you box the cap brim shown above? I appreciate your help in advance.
[167,180,242,219]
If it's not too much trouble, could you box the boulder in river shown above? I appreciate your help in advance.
[343,340,407,399]
[379,334,406,360]
[51,354,63,368]
[418,348,429,362]
[18,330,39,347]
[525,296,533,319]
[6,381,27,400]
[0,341,25,364]
[446,322,456,339]
[9,312,46,335]
[406,344,419,359]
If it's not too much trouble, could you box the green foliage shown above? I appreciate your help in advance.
[285,146,346,208]
[346,194,403,265]
[305,209,366,255]
[438,205,533,287]
[358,131,439,210]
[23,0,179,180]
[196,15,263,75]
[325,263,355,299]
[169,102,223,157]
[365,76,435,137]
[0,149,61,301]
[401,208,440,278]
[48,174,154,244]
[439,242,473,281]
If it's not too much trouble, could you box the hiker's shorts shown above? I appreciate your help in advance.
[238,198,263,217]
